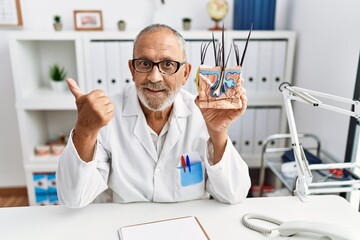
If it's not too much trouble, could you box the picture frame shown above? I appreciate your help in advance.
[0,0,23,27]
[74,10,103,31]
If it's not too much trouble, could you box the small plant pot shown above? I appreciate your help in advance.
[182,20,191,31]
[50,80,67,91]
[53,23,63,31]
[117,21,126,31]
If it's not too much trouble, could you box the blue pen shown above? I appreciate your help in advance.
[186,155,191,172]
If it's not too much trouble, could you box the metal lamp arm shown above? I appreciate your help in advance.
[280,82,360,200]
[281,83,360,118]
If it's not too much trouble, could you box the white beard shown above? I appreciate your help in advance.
[136,82,182,111]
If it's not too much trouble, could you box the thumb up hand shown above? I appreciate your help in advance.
[66,78,115,137]
[67,78,85,99]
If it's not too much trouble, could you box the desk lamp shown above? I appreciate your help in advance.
[280,82,360,201]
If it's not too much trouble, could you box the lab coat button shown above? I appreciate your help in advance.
[154,168,160,175]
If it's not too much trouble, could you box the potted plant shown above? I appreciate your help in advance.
[49,64,67,91]
[117,20,126,31]
[182,18,191,31]
[53,15,63,31]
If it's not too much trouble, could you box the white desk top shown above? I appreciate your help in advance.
[0,195,359,239]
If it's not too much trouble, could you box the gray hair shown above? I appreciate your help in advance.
[133,24,187,61]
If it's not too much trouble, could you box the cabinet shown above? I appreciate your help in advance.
[8,31,295,205]
[8,33,84,205]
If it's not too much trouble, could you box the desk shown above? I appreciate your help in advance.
[0,195,359,239]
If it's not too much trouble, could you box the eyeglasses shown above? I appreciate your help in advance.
[132,58,186,75]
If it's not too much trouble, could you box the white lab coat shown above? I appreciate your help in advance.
[57,85,251,208]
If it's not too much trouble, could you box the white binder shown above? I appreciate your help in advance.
[270,40,287,93]
[240,108,255,154]
[228,117,242,153]
[183,41,193,93]
[105,41,122,94]
[188,41,203,95]
[253,108,282,154]
[239,40,258,92]
[253,108,269,154]
[256,41,273,93]
[266,108,281,147]
[89,41,108,91]
[119,41,134,89]
[232,40,246,67]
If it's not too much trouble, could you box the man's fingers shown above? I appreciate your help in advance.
[66,78,85,99]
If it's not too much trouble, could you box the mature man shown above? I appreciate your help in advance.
[57,24,251,208]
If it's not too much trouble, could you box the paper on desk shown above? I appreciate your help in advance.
[118,216,210,240]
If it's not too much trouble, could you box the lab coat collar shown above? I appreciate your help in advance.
[159,90,192,160]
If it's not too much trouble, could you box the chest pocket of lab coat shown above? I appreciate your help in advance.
[174,156,206,201]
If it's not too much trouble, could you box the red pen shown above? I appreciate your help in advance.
[181,155,186,173]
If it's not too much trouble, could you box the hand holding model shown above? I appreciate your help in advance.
[195,81,247,132]
[66,78,115,162]
[195,79,247,162]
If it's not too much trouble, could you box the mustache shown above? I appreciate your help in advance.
[141,82,169,91]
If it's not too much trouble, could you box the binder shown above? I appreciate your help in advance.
[260,0,270,30]
[267,0,277,30]
[228,117,242,153]
[233,0,276,30]
[244,0,254,30]
[253,0,262,30]
[253,108,268,154]
[33,173,48,195]
[240,108,255,154]
[253,108,281,154]
[266,108,281,147]
[119,41,134,89]
[105,41,122,94]
[232,40,246,66]
[191,41,205,94]
[256,41,273,93]
[270,40,287,93]
[187,41,204,95]
[233,0,242,30]
[239,40,258,92]
[118,216,209,240]
[183,41,193,93]
[89,41,108,91]
[47,172,57,195]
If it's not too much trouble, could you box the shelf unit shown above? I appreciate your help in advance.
[8,32,84,205]
[8,30,295,205]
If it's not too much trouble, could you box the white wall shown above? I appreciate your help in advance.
[287,0,360,161]
[0,0,359,187]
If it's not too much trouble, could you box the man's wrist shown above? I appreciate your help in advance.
[208,131,227,164]
[73,125,98,142]
[208,131,227,148]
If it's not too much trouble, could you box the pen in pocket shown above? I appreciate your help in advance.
[181,155,186,173]
[186,155,191,172]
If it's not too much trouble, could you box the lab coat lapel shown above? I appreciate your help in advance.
[123,86,158,162]
[160,92,191,159]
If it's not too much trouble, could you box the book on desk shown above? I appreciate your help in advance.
[118,216,210,240]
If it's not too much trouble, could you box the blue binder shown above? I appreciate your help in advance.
[233,0,276,30]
